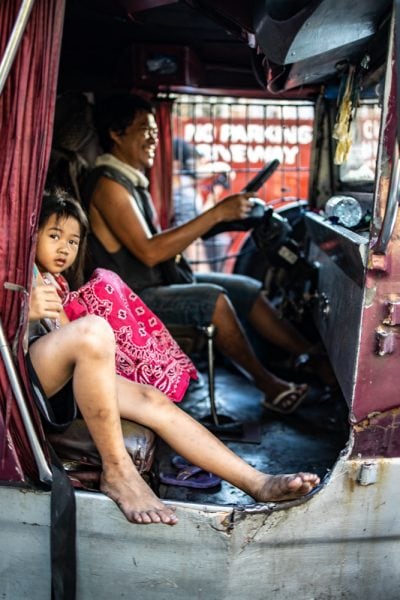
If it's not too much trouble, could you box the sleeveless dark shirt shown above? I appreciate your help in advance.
[83,165,165,291]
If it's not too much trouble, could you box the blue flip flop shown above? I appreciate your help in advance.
[159,456,221,489]
[171,455,196,470]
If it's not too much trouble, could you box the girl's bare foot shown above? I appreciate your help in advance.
[252,472,320,502]
[100,457,178,525]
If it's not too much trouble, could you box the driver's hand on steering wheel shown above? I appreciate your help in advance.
[213,192,258,222]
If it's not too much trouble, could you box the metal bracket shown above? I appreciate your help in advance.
[375,327,396,356]
[383,300,400,325]
[358,462,378,486]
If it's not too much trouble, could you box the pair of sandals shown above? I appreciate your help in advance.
[262,383,309,414]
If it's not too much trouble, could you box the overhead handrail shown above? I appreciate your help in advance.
[0,317,52,483]
[373,143,400,254]
[0,0,36,96]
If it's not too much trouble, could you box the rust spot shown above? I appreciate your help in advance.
[369,253,390,272]
[348,474,355,493]
[354,405,400,430]
[352,406,400,458]
[346,460,361,493]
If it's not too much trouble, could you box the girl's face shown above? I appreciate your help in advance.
[36,214,81,274]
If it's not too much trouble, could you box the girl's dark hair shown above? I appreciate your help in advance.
[94,94,155,152]
[39,190,89,289]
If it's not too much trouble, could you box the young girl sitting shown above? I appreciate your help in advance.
[35,194,197,402]
[28,189,320,526]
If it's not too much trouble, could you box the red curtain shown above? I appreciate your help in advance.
[149,98,174,228]
[0,0,65,480]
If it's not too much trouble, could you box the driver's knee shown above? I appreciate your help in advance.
[213,292,236,323]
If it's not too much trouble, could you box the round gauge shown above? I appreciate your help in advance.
[325,196,363,228]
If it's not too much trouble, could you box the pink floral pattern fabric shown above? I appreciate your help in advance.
[63,269,197,402]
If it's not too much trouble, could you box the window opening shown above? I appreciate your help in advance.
[339,102,381,184]
[171,95,314,273]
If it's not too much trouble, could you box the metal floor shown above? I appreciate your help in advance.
[157,364,349,506]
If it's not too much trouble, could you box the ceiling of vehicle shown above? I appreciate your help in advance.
[59,0,392,96]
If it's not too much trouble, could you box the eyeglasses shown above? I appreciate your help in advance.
[138,127,159,140]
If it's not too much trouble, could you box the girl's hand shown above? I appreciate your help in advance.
[211,192,256,222]
[29,284,63,322]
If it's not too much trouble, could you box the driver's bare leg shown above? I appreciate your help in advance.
[212,294,305,400]
[248,294,310,355]
[29,316,177,526]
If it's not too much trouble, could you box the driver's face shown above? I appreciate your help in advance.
[111,111,159,172]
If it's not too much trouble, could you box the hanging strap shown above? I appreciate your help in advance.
[49,444,76,600]
[1,312,77,599]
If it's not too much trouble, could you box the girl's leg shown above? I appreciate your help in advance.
[29,316,177,525]
[116,377,320,501]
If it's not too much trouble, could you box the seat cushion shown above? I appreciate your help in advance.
[47,418,156,475]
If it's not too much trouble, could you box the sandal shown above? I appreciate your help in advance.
[261,383,308,414]
[160,456,221,489]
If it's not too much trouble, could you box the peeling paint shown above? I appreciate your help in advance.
[354,405,400,431]
[364,283,377,307]
[352,406,400,457]
[212,517,234,534]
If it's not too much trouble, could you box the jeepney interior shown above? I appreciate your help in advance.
[1,0,395,506]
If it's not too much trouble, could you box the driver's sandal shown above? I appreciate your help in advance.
[262,383,308,414]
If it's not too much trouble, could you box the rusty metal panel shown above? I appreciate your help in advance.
[352,407,400,457]
[225,456,400,599]
[1,455,400,599]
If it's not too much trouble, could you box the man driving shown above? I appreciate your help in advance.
[83,93,316,413]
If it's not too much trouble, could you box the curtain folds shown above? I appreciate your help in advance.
[0,0,65,480]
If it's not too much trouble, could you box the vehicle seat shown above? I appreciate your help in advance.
[47,418,156,488]
[46,91,99,201]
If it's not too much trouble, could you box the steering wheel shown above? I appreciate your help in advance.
[202,159,280,239]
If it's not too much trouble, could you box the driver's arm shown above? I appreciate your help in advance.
[90,176,254,267]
